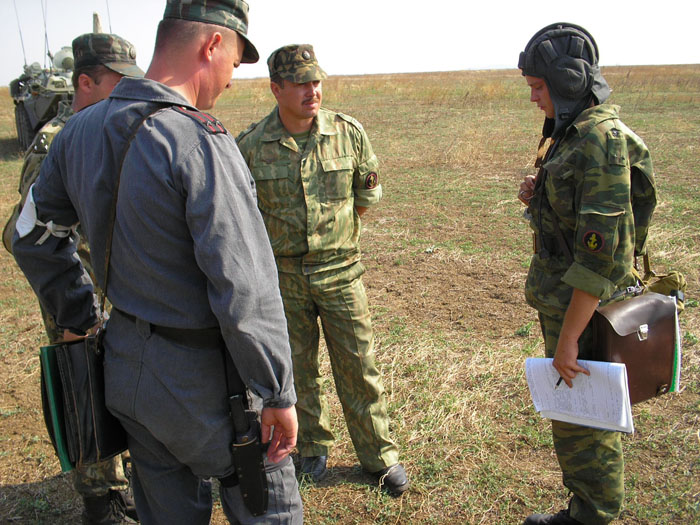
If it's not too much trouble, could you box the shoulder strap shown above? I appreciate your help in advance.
[172,106,227,134]
[101,104,166,313]
[532,138,559,259]
[551,216,574,265]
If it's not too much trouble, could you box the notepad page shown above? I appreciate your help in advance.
[525,358,633,433]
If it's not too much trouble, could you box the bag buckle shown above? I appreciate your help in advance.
[627,285,643,296]
[637,324,649,341]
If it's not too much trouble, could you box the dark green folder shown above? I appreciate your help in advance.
[39,344,74,472]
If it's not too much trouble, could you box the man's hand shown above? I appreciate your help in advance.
[518,175,536,205]
[553,332,590,388]
[61,323,101,343]
[553,288,599,388]
[61,329,84,342]
[261,406,298,463]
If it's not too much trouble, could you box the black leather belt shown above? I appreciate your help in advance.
[114,309,223,348]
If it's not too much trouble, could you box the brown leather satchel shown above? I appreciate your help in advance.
[592,292,678,404]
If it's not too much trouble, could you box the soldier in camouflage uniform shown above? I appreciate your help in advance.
[517,24,656,525]
[4,33,144,524]
[236,44,409,496]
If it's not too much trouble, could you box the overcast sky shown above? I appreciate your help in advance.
[2,0,698,87]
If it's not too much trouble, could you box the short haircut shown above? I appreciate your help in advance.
[155,18,202,53]
[71,64,113,90]
[270,74,285,87]
[154,18,239,55]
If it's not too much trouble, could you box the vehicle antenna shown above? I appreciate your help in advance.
[13,0,28,66]
[105,0,113,33]
[41,0,53,68]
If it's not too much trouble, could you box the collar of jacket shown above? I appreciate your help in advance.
[108,77,196,110]
[260,107,338,147]
[568,103,620,139]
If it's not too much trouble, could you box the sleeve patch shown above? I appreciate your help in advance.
[365,172,378,189]
[582,230,605,252]
[173,106,228,134]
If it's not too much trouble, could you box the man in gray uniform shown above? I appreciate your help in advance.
[12,1,302,523]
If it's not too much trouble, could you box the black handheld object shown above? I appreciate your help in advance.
[229,394,269,516]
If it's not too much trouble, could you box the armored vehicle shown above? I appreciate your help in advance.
[10,47,74,150]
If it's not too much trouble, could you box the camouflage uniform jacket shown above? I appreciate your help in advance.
[3,101,74,253]
[236,107,382,275]
[525,104,655,318]
[13,78,295,407]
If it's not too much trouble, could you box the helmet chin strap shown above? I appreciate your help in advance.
[542,117,555,139]
[551,93,594,138]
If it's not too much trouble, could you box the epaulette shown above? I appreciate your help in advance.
[173,106,228,134]
[235,121,260,142]
[337,112,364,131]
[31,131,51,155]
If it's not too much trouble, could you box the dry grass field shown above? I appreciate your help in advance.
[0,65,698,524]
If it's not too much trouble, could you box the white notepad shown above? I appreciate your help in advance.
[525,358,634,433]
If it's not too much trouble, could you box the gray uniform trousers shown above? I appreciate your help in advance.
[103,310,302,524]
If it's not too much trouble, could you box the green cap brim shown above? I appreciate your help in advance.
[240,33,259,64]
[105,62,145,78]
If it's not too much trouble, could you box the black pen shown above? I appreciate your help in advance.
[554,376,563,389]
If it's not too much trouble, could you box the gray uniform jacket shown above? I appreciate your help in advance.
[13,78,296,409]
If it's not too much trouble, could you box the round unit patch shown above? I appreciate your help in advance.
[583,230,604,252]
[365,172,378,189]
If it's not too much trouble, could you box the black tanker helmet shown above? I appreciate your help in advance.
[518,23,611,138]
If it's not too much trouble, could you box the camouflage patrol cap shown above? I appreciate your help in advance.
[268,44,327,83]
[163,0,259,64]
[72,33,144,77]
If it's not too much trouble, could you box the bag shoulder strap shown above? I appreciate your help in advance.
[550,216,574,265]
[101,104,167,312]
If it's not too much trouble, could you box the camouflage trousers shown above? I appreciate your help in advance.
[277,261,399,472]
[539,313,624,525]
[73,455,130,497]
[37,240,128,497]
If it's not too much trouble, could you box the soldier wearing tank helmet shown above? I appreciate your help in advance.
[517,23,656,524]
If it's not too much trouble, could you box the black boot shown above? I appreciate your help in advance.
[372,463,410,497]
[523,507,583,524]
[298,455,328,482]
[82,490,138,524]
